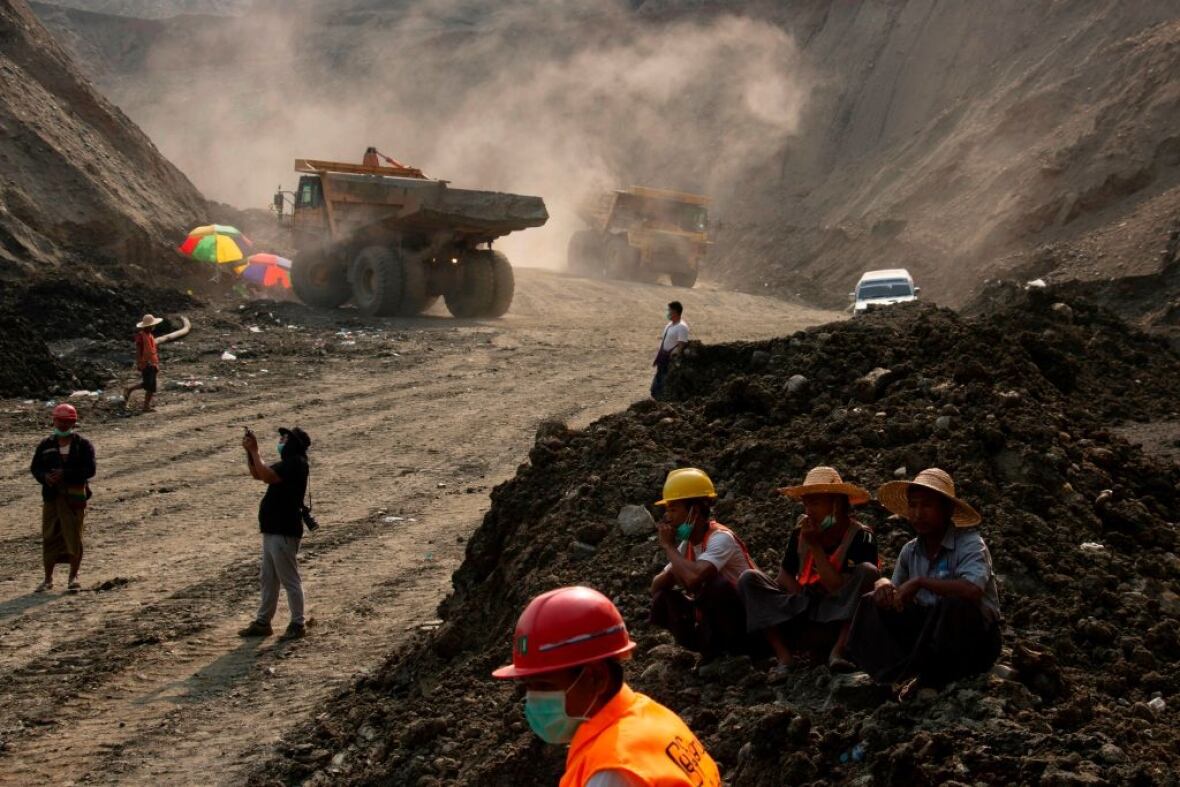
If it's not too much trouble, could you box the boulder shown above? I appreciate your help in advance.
[617,504,656,536]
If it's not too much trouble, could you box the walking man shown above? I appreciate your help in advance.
[124,314,162,412]
[30,403,96,592]
[239,426,312,641]
[651,301,689,399]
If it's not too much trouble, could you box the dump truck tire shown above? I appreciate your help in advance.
[670,269,699,288]
[567,230,602,277]
[605,235,638,281]
[351,246,402,316]
[396,256,432,316]
[291,248,350,308]
[444,253,495,318]
[487,250,515,317]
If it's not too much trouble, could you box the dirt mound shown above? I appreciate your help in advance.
[251,293,1180,785]
[0,0,207,282]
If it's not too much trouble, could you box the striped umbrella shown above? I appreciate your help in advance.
[178,224,253,265]
[237,253,292,289]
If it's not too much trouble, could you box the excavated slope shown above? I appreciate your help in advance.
[0,0,205,283]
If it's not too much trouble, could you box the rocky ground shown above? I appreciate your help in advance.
[249,288,1180,786]
[0,269,835,785]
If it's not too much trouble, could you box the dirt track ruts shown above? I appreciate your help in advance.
[0,269,838,785]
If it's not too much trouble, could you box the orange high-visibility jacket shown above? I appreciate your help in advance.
[561,685,722,787]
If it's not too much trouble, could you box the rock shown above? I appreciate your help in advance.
[854,367,895,403]
[785,374,810,396]
[893,466,907,478]
[750,350,770,369]
[1098,743,1126,764]
[576,521,609,545]
[1131,701,1158,722]
[826,672,890,709]
[570,540,597,560]
[1050,302,1075,323]
[1040,765,1104,786]
[990,664,1018,681]
[640,662,670,684]
[647,644,695,667]
[934,415,953,433]
[1159,590,1180,618]
[1147,696,1166,714]
[617,505,656,536]
[695,654,752,683]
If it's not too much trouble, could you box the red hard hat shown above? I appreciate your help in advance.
[52,403,78,422]
[492,586,635,679]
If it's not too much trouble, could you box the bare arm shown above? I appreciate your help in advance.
[775,566,802,594]
[662,542,718,593]
[242,434,281,484]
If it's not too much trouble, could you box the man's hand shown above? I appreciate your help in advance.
[242,431,259,453]
[799,516,823,551]
[44,470,63,486]
[657,521,677,549]
[896,577,926,608]
[870,578,897,609]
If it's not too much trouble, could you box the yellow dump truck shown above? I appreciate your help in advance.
[276,159,548,317]
[566,186,709,288]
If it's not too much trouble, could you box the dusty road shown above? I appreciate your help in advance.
[0,269,838,785]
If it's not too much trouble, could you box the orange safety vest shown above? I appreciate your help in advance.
[562,685,722,787]
[796,521,877,587]
[684,521,757,583]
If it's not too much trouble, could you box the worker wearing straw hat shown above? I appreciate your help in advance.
[648,468,761,661]
[846,468,1001,701]
[123,314,163,412]
[737,467,880,679]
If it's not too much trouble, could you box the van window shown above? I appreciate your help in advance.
[857,279,913,300]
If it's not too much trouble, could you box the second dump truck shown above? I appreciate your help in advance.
[277,158,548,318]
[566,186,710,288]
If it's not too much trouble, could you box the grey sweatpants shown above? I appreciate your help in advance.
[255,534,304,626]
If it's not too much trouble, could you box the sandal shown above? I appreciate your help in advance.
[35,580,53,593]
[768,663,793,684]
[68,580,82,592]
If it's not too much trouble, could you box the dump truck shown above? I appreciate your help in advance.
[566,186,709,288]
[276,158,548,317]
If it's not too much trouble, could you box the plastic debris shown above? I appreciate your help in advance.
[220,351,237,361]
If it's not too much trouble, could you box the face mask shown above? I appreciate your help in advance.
[674,506,697,542]
[665,310,673,321]
[53,428,74,438]
[277,441,286,455]
[524,670,593,744]
[819,514,836,531]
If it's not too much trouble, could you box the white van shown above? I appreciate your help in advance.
[850,269,919,316]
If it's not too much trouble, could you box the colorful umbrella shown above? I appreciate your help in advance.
[178,224,252,265]
[238,253,292,289]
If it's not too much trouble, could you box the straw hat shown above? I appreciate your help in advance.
[877,468,981,527]
[136,314,164,329]
[779,466,870,505]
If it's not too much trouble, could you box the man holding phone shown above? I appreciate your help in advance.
[238,425,312,641]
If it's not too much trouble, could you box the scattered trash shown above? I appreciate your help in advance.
[220,351,237,361]
[383,516,406,523]
[249,326,262,333]
[1148,697,1167,714]
[1079,542,1105,552]
[1027,278,1047,288]
[69,390,99,399]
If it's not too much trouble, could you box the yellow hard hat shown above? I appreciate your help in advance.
[655,468,717,506]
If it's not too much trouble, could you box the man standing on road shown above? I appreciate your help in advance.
[651,301,689,399]
[239,426,311,641]
[30,404,96,593]
[493,586,722,786]
[124,314,163,412]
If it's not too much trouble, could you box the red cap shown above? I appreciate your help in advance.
[492,586,635,679]
[52,403,78,422]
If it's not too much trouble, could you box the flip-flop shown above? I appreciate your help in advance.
[67,581,82,592]
[35,580,53,593]
[767,663,793,684]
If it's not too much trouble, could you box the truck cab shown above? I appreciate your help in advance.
[850,268,920,316]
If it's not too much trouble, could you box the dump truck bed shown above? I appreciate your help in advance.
[299,159,547,241]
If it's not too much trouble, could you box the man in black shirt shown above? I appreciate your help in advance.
[238,426,311,641]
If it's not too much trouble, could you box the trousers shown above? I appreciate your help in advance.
[255,533,305,626]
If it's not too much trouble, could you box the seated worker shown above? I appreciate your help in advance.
[738,467,879,677]
[847,468,1002,700]
[493,586,721,787]
[649,468,760,661]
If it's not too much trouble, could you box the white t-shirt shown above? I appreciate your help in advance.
[660,320,690,352]
[664,528,750,587]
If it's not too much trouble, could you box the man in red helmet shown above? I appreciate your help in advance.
[29,403,96,592]
[493,586,721,787]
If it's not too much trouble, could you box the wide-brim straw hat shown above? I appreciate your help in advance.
[779,466,870,505]
[136,314,164,329]
[877,468,981,527]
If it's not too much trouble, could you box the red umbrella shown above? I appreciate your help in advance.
[238,253,292,289]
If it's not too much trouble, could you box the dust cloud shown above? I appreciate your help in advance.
[118,0,810,268]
